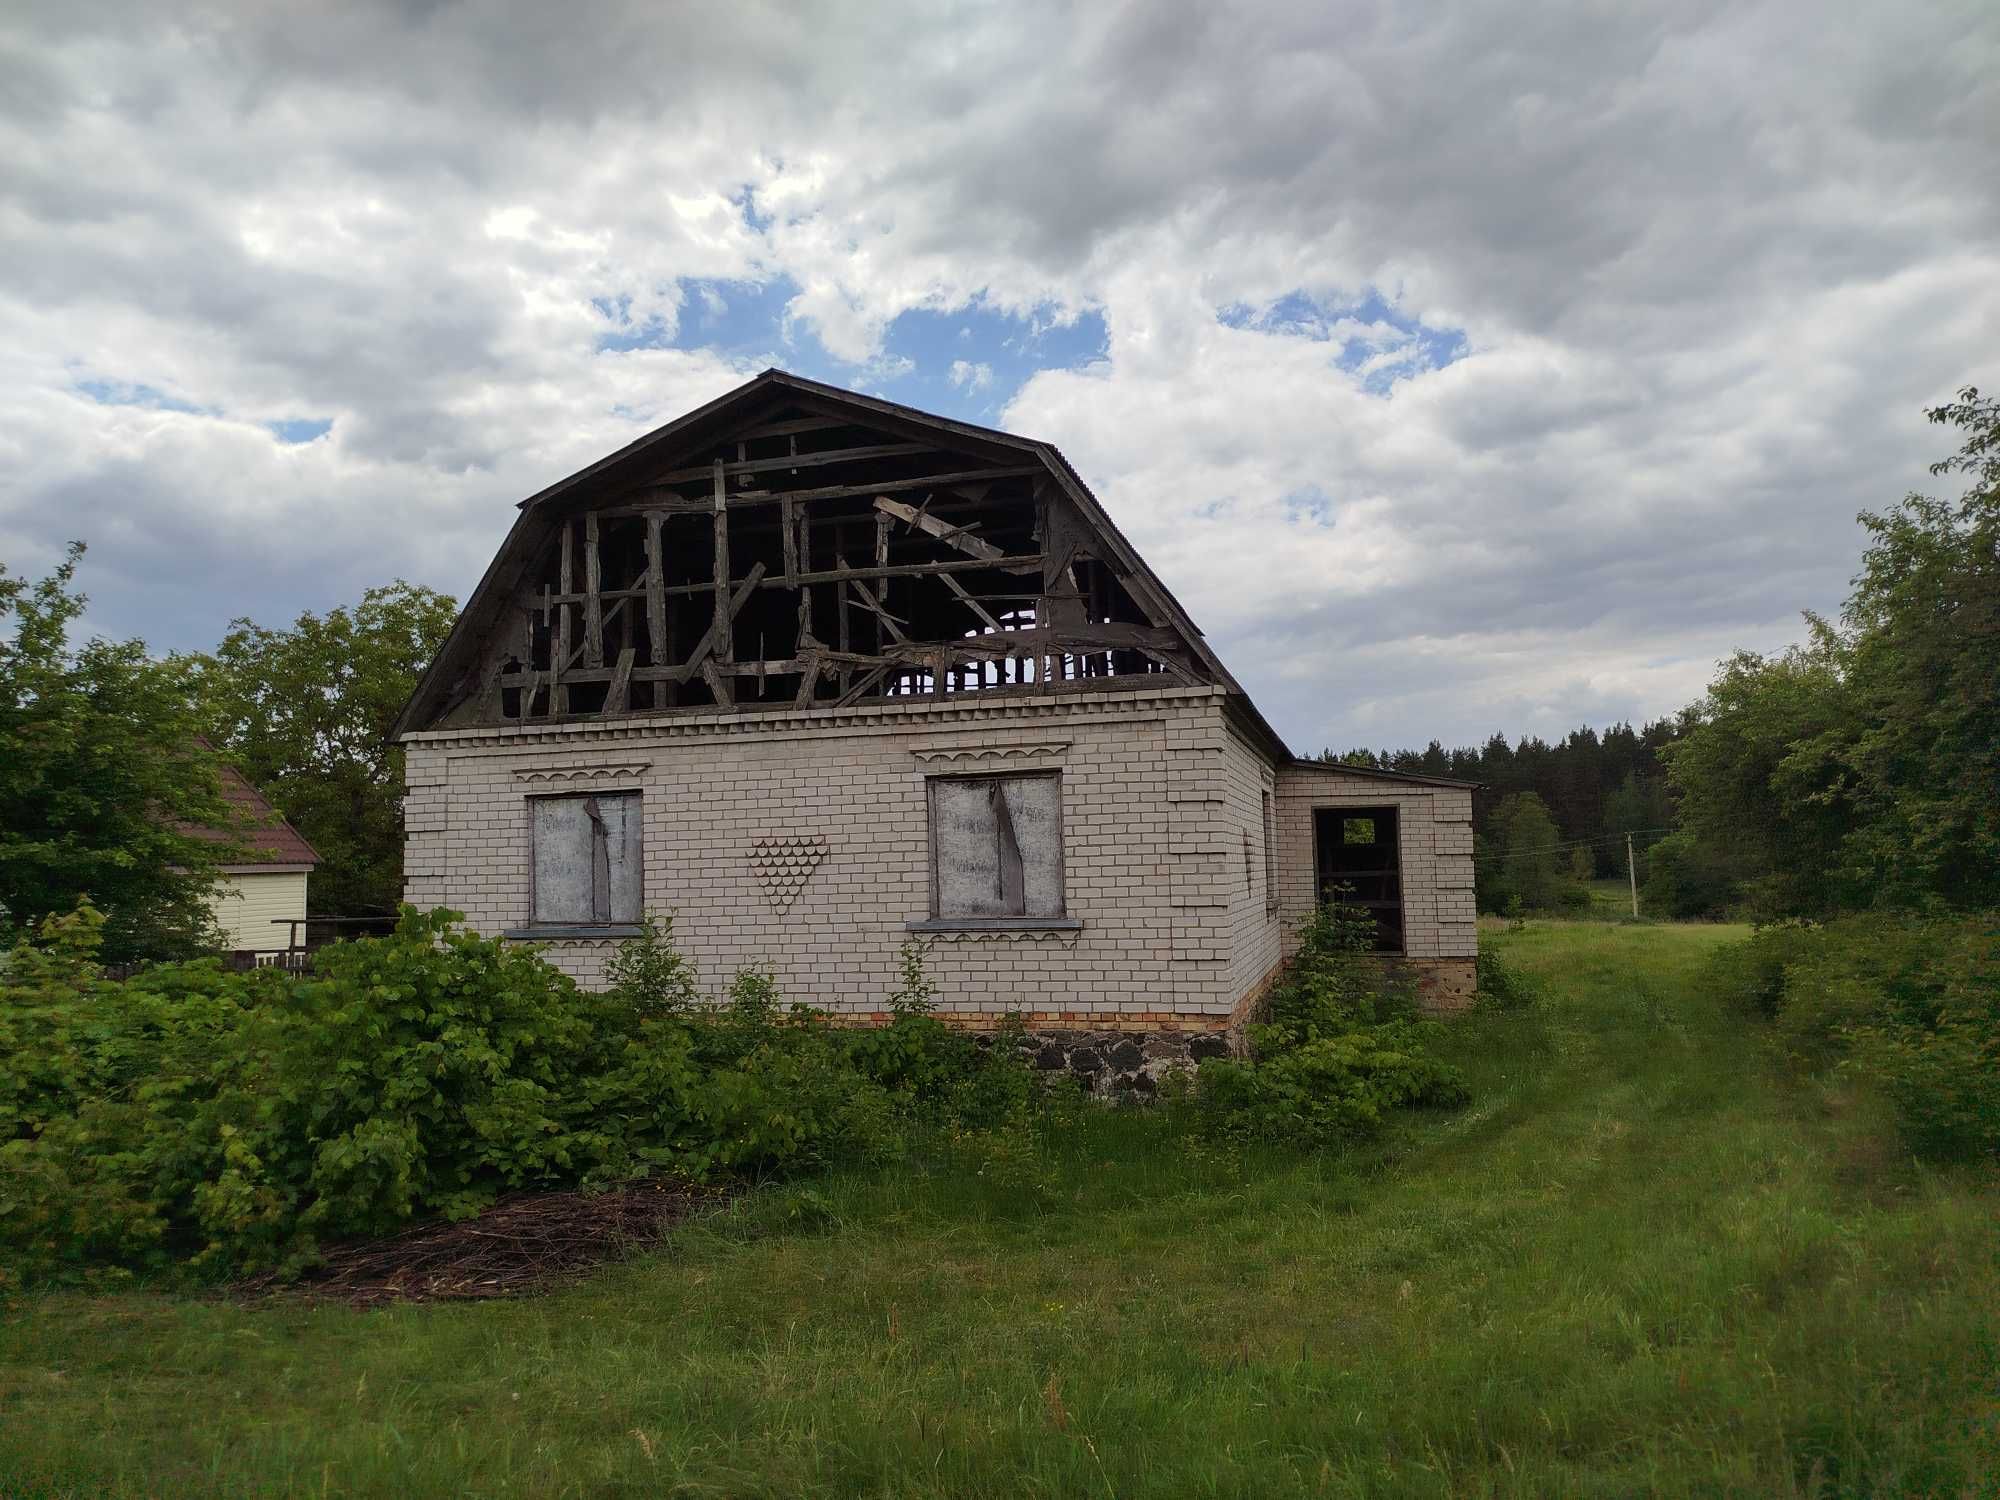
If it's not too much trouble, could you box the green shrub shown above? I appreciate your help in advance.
[603,911,702,1017]
[1714,912,1999,1161]
[1194,901,1468,1146]
[1706,920,1824,1020]
[0,906,1042,1283]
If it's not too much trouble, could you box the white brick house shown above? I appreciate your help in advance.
[393,372,1476,1061]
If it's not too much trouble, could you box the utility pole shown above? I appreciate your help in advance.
[1626,832,1640,918]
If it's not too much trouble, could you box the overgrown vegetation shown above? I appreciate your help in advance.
[0,907,1042,1285]
[1709,911,1999,1162]
[1194,900,1468,1144]
[5,921,1994,1498]
[0,900,1465,1287]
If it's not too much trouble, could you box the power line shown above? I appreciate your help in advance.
[1470,827,1675,866]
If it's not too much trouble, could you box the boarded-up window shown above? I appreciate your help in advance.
[530,792,642,924]
[929,773,1064,920]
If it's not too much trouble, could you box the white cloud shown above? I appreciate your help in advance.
[1,0,1995,746]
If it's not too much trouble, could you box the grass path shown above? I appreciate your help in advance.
[3,922,1995,1497]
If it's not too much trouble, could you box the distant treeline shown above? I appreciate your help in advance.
[1317,720,1682,881]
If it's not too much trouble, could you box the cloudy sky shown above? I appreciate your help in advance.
[4,1,1996,752]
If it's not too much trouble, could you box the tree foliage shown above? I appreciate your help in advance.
[0,544,234,960]
[184,583,458,915]
[1656,387,2000,916]
[1474,792,1578,914]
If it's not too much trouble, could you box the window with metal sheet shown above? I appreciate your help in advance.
[927,773,1065,921]
[528,792,643,926]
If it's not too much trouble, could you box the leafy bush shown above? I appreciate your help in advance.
[1642,831,1745,919]
[1713,913,1999,1161]
[0,905,1039,1284]
[1194,901,1468,1146]
[1706,920,1824,1020]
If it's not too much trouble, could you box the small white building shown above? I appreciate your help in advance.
[201,759,320,955]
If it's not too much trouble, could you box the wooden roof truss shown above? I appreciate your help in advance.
[421,392,1215,730]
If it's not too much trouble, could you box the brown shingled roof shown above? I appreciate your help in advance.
[184,754,321,871]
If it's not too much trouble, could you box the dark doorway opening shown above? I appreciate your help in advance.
[1313,806,1404,953]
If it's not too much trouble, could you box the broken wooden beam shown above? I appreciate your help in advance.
[645,442,936,486]
[873,495,1004,561]
[605,647,635,711]
[941,572,1002,633]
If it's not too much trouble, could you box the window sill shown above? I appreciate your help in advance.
[503,924,647,941]
[905,917,1084,934]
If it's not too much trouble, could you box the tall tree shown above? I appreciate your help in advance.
[186,583,458,916]
[0,544,236,960]
[1654,385,2000,916]
[1477,792,1569,913]
[1828,386,2000,908]
[1652,646,1856,915]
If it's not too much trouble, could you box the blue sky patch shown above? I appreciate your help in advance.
[1218,288,1467,393]
[594,274,1109,430]
[73,377,209,415]
[268,418,332,444]
[1281,486,1338,526]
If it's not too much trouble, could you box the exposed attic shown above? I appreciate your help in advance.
[410,377,1222,732]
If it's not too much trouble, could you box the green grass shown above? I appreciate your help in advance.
[4,921,1996,1498]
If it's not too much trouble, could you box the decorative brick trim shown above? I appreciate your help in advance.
[511,762,652,783]
[913,924,1082,946]
[909,740,1070,765]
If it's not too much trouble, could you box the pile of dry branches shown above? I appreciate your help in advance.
[241,1180,729,1306]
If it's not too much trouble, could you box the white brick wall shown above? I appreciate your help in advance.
[402,690,1475,1023]
[404,687,1275,1025]
[1271,765,1477,962]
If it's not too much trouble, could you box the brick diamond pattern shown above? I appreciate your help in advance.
[749,835,829,913]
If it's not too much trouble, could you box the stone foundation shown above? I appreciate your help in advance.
[982,1027,1239,1098]
[954,955,1476,1098]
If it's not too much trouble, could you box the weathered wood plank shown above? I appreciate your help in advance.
[735,416,854,439]
[834,664,891,707]
[769,554,1045,588]
[792,650,822,708]
[605,647,635,711]
[710,460,732,670]
[583,513,605,667]
[700,658,732,707]
[680,562,766,680]
[603,466,1042,515]
[942,572,1002,633]
[643,513,667,666]
[646,442,935,486]
[874,495,1004,561]
[553,523,571,714]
